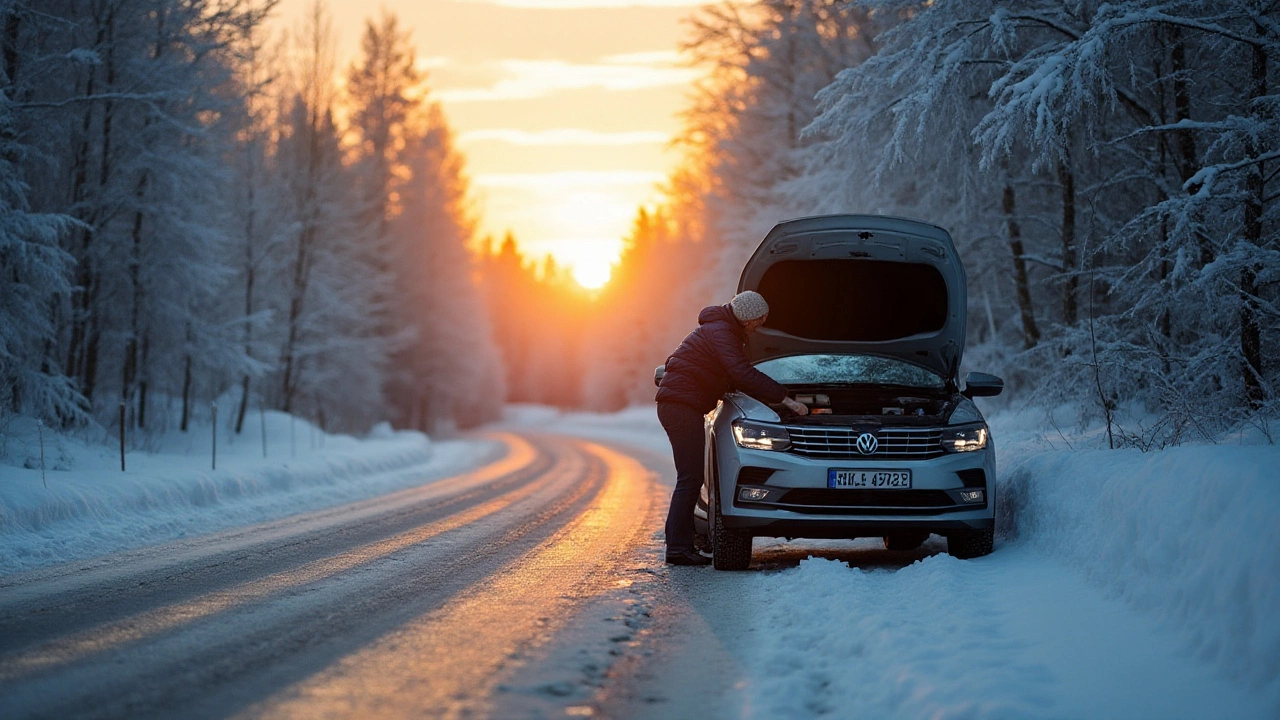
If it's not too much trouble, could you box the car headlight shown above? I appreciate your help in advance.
[731,419,791,451]
[941,424,988,452]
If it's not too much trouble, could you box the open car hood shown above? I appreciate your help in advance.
[738,214,967,383]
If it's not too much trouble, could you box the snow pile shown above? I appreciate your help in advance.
[0,412,497,574]
[743,546,1267,719]
[745,552,1057,719]
[996,435,1280,708]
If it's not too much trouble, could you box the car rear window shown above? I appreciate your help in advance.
[755,354,944,388]
[756,259,947,341]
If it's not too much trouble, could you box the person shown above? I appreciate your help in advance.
[655,291,808,566]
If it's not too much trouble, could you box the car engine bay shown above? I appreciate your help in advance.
[776,387,957,425]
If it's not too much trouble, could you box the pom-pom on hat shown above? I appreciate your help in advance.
[730,291,770,322]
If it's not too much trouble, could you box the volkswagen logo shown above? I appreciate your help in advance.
[856,432,879,455]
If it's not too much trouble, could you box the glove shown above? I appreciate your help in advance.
[781,397,809,416]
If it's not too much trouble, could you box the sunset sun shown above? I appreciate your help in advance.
[571,257,613,289]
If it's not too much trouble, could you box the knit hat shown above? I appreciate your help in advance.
[730,291,770,322]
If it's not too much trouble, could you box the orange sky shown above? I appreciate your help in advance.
[274,0,702,287]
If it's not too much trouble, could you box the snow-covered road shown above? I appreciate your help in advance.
[0,433,659,718]
[1,414,1275,719]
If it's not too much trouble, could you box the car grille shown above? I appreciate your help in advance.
[784,426,945,459]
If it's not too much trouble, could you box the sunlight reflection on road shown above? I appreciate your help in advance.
[238,441,656,720]
[0,434,540,681]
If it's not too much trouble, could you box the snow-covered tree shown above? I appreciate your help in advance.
[800,0,1278,438]
[0,4,79,422]
[389,104,504,430]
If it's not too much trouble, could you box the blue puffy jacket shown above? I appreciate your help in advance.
[655,305,789,414]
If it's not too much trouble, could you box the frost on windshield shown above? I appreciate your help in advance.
[755,354,943,388]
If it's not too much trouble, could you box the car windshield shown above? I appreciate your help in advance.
[754,354,944,388]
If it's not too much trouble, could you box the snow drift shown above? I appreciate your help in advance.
[997,437,1280,708]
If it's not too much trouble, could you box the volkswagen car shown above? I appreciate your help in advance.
[662,214,1003,570]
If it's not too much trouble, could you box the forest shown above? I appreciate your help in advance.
[2,0,1277,448]
[1,0,502,437]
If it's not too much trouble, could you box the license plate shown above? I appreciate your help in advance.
[827,469,912,489]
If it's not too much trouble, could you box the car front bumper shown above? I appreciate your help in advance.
[715,441,996,539]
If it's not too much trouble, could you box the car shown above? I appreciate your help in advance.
[657,214,1004,570]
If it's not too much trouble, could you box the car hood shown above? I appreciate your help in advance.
[738,214,967,382]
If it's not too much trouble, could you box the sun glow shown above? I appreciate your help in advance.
[473,171,661,293]
[572,258,613,289]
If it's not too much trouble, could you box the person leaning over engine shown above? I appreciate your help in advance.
[655,291,808,566]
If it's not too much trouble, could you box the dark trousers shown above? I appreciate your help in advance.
[658,401,706,551]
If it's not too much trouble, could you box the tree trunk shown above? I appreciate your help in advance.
[1171,29,1213,267]
[123,183,145,426]
[68,4,118,408]
[236,376,251,434]
[235,168,257,435]
[3,9,19,87]
[180,352,193,432]
[280,228,312,414]
[1241,37,1266,408]
[1003,184,1039,349]
[138,335,148,429]
[1059,157,1078,326]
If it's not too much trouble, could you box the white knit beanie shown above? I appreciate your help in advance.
[730,291,770,322]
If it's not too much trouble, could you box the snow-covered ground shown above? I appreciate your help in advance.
[0,412,500,574]
[507,403,1280,717]
[3,402,1276,715]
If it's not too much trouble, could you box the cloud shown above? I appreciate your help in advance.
[415,55,453,71]
[435,58,699,103]
[458,129,669,146]
[599,50,683,66]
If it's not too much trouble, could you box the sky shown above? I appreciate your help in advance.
[274,0,703,287]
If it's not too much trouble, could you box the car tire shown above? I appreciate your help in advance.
[947,528,994,559]
[708,458,752,571]
[883,532,929,551]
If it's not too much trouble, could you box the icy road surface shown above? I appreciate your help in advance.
[0,428,1272,719]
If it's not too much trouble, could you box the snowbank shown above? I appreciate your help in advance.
[996,433,1280,708]
[0,412,499,574]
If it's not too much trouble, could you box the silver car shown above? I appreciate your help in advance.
[669,215,1003,570]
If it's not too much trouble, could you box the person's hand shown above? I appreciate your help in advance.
[782,397,809,416]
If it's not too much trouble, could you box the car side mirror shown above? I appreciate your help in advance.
[654,364,665,387]
[962,371,1004,398]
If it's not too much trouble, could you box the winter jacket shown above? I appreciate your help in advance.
[655,304,789,414]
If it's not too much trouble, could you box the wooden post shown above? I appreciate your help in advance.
[119,403,126,472]
[211,402,218,471]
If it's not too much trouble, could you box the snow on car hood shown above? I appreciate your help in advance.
[737,214,967,382]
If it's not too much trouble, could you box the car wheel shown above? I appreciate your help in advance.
[709,461,752,571]
[883,532,929,551]
[947,528,994,559]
